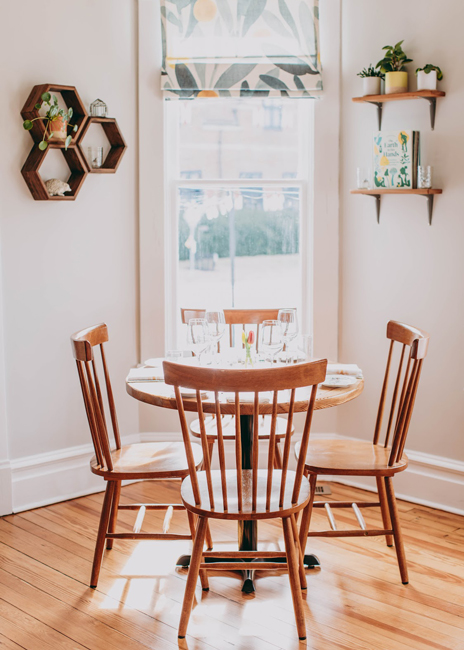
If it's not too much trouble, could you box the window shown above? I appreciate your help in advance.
[165,97,313,348]
[239,172,263,209]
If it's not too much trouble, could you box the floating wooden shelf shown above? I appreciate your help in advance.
[351,188,443,225]
[21,143,88,201]
[21,84,88,146]
[352,90,445,130]
[77,117,127,173]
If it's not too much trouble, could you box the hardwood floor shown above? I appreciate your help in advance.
[0,480,463,649]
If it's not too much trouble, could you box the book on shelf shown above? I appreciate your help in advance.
[373,130,420,189]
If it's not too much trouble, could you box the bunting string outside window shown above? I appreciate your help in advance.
[161,0,322,99]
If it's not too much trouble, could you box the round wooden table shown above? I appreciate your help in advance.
[127,367,364,591]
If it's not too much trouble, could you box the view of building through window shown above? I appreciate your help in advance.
[165,98,312,346]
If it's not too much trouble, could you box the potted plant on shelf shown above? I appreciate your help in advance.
[357,64,384,96]
[22,92,78,150]
[377,40,413,95]
[415,64,443,91]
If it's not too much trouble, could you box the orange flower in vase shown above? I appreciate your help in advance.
[242,330,255,367]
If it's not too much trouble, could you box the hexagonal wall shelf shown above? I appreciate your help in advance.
[21,143,88,200]
[78,117,127,173]
[21,84,88,146]
[21,84,127,200]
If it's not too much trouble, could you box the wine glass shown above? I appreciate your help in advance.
[278,308,299,362]
[260,320,283,364]
[205,309,226,362]
[187,319,211,365]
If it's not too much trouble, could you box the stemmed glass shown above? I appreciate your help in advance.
[205,309,226,363]
[260,320,283,364]
[187,319,212,365]
[278,308,299,362]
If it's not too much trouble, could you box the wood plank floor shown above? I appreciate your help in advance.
[0,480,463,650]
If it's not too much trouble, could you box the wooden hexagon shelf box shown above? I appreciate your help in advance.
[78,117,127,173]
[21,144,88,201]
[21,84,88,146]
[20,84,127,200]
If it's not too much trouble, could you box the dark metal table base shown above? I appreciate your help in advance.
[175,553,321,593]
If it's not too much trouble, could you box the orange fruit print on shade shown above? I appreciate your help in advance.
[198,90,219,97]
[193,0,217,22]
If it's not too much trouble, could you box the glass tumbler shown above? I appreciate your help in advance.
[88,146,104,169]
[356,167,371,189]
[418,166,432,189]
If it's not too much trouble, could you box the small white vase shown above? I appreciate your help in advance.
[416,70,437,91]
[363,77,381,96]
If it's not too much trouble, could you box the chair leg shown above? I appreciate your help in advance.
[274,442,283,469]
[205,522,214,551]
[384,477,408,584]
[90,481,115,588]
[207,440,214,465]
[179,516,208,639]
[290,513,307,590]
[282,517,307,641]
[298,473,317,551]
[106,481,121,550]
[376,476,393,547]
[187,511,209,591]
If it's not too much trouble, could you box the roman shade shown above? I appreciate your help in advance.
[161,0,322,98]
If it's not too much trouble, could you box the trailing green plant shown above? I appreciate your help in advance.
[377,41,412,73]
[22,92,78,151]
[415,64,443,80]
[357,64,384,79]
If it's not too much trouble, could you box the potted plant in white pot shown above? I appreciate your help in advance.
[357,65,384,96]
[377,41,413,94]
[415,64,443,91]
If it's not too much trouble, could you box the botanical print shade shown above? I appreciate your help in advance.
[161,0,322,98]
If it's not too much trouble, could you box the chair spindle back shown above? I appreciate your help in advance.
[71,323,121,471]
[163,360,327,513]
[372,321,429,466]
[181,308,294,351]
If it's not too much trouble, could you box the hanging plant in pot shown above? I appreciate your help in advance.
[357,64,384,96]
[22,92,78,150]
[415,64,443,91]
[377,41,413,95]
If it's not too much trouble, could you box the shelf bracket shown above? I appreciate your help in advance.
[367,102,383,130]
[425,195,434,225]
[419,97,437,130]
[366,193,381,223]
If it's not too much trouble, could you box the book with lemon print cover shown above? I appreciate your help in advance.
[373,131,420,189]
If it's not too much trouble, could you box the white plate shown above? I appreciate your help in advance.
[321,374,357,388]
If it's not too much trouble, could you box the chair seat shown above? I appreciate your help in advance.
[181,469,311,520]
[90,441,204,479]
[295,438,408,476]
[190,414,293,440]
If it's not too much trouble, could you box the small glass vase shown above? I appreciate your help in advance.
[245,346,254,367]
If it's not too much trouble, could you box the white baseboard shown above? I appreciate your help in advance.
[4,432,464,517]
[0,460,12,515]
[8,434,139,514]
[309,434,464,516]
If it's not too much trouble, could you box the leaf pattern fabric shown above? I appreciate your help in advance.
[160,0,322,98]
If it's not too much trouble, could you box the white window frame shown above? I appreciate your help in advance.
[164,99,314,350]
[137,0,340,364]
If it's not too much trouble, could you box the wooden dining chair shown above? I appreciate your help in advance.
[181,308,295,467]
[163,358,327,641]
[296,321,430,585]
[71,323,209,589]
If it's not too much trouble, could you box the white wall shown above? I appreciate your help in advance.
[2,0,462,515]
[0,0,140,513]
[338,0,464,510]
